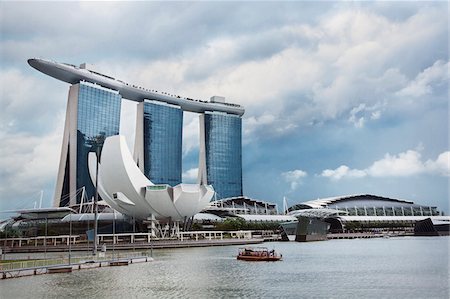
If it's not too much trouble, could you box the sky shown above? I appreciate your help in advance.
[0,1,448,215]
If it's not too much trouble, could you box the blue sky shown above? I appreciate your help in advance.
[0,1,448,215]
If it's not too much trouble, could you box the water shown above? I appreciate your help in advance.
[1,237,449,298]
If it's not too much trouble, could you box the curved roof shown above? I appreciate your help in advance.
[336,215,450,222]
[288,208,346,219]
[61,212,126,222]
[288,194,432,212]
[28,58,244,116]
[236,214,297,222]
[193,213,224,222]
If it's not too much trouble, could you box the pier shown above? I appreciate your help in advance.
[0,253,153,280]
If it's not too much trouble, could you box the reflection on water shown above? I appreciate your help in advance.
[1,237,449,298]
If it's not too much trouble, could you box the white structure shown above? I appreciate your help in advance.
[88,135,214,221]
[28,58,244,116]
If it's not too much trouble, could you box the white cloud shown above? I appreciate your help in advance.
[321,149,450,180]
[182,113,200,156]
[348,104,366,128]
[370,110,381,120]
[182,168,198,183]
[60,5,446,139]
[396,60,449,97]
[0,127,62,206]
[0,68,66,134]
[348,103,386,128]
[367,150,424,177]
[243,113,276,140]
[425,151,450,177]
[282,169,307,191]
[321,165,367,181]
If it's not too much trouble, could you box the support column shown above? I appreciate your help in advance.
[146,214,158,237]
[198,114,208,186]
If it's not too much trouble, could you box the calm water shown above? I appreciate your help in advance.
[1,237,449,298]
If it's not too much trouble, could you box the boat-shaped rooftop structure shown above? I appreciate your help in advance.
[28,58,244,116]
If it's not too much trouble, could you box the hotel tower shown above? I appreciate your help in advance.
[28,59,245,207]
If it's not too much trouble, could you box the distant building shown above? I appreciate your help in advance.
[286,194,448,233]
[195,196,295,227]
[207,196,279,216]
[288,194,441,217]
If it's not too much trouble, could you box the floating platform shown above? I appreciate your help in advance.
[47,266,73,274]
[0,256,152,280]
[109,260,129,266]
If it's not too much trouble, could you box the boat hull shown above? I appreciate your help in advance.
[237,255,282,262]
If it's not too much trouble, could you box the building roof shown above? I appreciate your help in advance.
[193,213,224,222]
[335,215,450,222]
[61,212,126,222]
[28,58,244,116]
[5,207,76,220]
[210,196,277,208]
[236,214,297,222]
[288,194,430,211]
[288,208,344,219]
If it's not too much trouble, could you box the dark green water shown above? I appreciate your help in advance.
[1,237,449,298]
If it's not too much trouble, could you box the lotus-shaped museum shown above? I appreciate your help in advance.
[88,135,214,221]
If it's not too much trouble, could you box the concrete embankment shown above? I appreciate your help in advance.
[327,232,413,239]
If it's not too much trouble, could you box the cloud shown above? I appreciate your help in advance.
[396,60,449,98]
[75,4,446,142]
[0,68,66,134]
[182,168,198,183]
[0,127,62,209]
[347,103,386,128]
[321,165,367,180]
[182,113,200,156]
[425,151,450,177]
[282,169,307,191]
[321,149,450,180]
[367,150,425,177]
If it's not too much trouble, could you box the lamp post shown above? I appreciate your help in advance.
[69,210,72,265]
[91,134,105,256]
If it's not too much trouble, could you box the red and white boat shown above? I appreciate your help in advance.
[236,247,282,261]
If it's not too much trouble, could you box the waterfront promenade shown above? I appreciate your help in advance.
[1,238,265,254]
[0,230,277,254]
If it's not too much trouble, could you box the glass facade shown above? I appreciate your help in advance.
[204,112,243,199]
[143,101,182,186]
[74,82,121,205]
